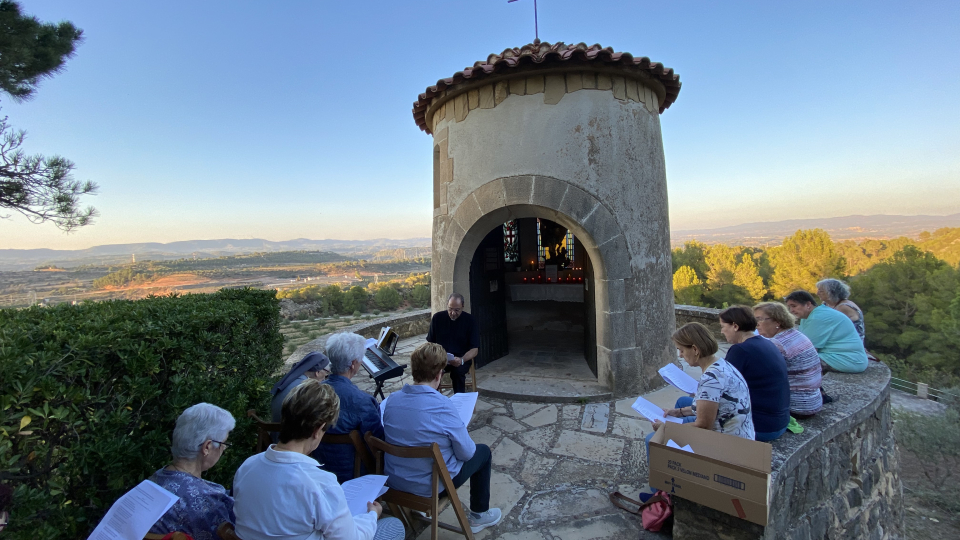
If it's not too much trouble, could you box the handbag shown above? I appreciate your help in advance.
[609,490,673,532]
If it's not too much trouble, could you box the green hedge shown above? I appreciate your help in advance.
[0,289,284,540]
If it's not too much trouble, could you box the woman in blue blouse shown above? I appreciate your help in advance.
[148,403,236,540]
[719,306,791,442]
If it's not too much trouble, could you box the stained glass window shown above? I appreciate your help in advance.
[503,220,518,262]
[536,218,545,269]
[565,230,575,264]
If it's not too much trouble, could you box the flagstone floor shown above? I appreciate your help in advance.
[353,335,731,540]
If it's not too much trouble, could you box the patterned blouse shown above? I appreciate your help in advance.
[771,328,823,416]
[693,358,755,440]
[148,468,235,540]
[838,300,866,342]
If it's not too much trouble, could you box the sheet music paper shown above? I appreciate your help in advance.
[666,439,695,453]
[341,475,389,516]
[365,338,378,350]
[658,363,699,395]
[449,392,478,427]
[630,396,684,424]
[88,479,178,540]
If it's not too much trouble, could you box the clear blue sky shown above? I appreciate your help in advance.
[3,0,958,250]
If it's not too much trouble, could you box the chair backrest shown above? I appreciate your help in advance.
[247,410,373,478]
[365,432,474,540]
[217,521,241,540]
[247,409,280,453]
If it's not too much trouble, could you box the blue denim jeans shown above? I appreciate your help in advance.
[754,427,787,442]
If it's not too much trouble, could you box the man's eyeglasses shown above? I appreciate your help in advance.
[211,440,230,450]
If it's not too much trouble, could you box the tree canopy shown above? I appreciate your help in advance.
[0,1,82,101]
[0,0,95,230]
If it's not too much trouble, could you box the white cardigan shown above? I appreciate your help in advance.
[233,446,377,540]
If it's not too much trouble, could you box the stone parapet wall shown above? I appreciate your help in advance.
[674,304,722,338]
[673,362,904,540]
[284,309,431,368]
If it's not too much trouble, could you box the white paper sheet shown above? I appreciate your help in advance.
[449,392,478,427]
[631,396,684,425]
[658,363,699,395]
[365,338,378,350]
[341,475,389,516]
[666,439,695,453]
[88,479,178,540]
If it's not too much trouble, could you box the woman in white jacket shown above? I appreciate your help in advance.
[233,379,404,540]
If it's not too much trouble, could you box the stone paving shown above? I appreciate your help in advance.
[347,335,738,539]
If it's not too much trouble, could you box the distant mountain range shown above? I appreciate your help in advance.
[0,238,432,271]
[671,213,960,247]
[3,213,959,271]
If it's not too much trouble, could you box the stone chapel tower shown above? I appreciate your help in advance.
[413,42,682,397]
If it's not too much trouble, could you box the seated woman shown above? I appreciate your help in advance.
[315,333,385,484]
[786,290,868,373]
[816,278,865,342]
[271,351,330,422]
[720,306,791,442]
[148,403,236,540]
[233,379,404,540]
[645,323,754,460]
[754,302,823,418]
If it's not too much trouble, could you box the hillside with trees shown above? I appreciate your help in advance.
[673,227,960,386]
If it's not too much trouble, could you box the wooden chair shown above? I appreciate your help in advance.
[217,522,241,540]
[364,432,474,540]
[246,410,374,477]
[438,361,477,395]
[144,533,191,540]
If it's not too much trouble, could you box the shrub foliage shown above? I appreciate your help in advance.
[0,288,284,540]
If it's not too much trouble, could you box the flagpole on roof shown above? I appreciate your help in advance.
[508,0,539,44]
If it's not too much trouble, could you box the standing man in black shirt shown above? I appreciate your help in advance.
[426,292,480,394]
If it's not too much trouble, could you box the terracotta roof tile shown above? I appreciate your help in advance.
[413,41,681,132]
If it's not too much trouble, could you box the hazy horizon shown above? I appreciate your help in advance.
[2,0,958,251]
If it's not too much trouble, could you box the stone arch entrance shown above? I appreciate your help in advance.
[434,175,632,392]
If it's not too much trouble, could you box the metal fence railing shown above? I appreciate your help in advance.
[891,377,959,404]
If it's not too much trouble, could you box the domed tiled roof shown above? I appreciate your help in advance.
[413,41,681,132]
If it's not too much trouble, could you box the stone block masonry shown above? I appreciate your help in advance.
[673,362,904,540]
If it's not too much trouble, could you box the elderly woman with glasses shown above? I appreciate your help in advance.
[148,403,236,540]
[754,302,823,418]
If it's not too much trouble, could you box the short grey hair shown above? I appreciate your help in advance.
[171,403,235,460]
[816,278,851,302]
[326,332,366,375]
[447,292,464,306]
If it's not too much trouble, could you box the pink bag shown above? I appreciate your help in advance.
[609,490,674,532]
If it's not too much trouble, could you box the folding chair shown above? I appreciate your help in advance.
[217,522,241,540]
[438,361,477,395]
[365,433,474,540]
[246,410,374,477]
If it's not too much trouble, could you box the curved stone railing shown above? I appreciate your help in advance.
[673,361,903,540]
[281,304,903,539]
[284,309,431,368]
[674,304,722,337]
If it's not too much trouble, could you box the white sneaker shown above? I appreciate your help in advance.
[468,508,502,533]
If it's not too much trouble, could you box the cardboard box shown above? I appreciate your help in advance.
[648,422,772,526]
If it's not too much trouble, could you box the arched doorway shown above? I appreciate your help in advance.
[468,217,598,380]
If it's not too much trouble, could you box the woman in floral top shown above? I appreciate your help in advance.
[652,323,755,439]
[148,403,236,540]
